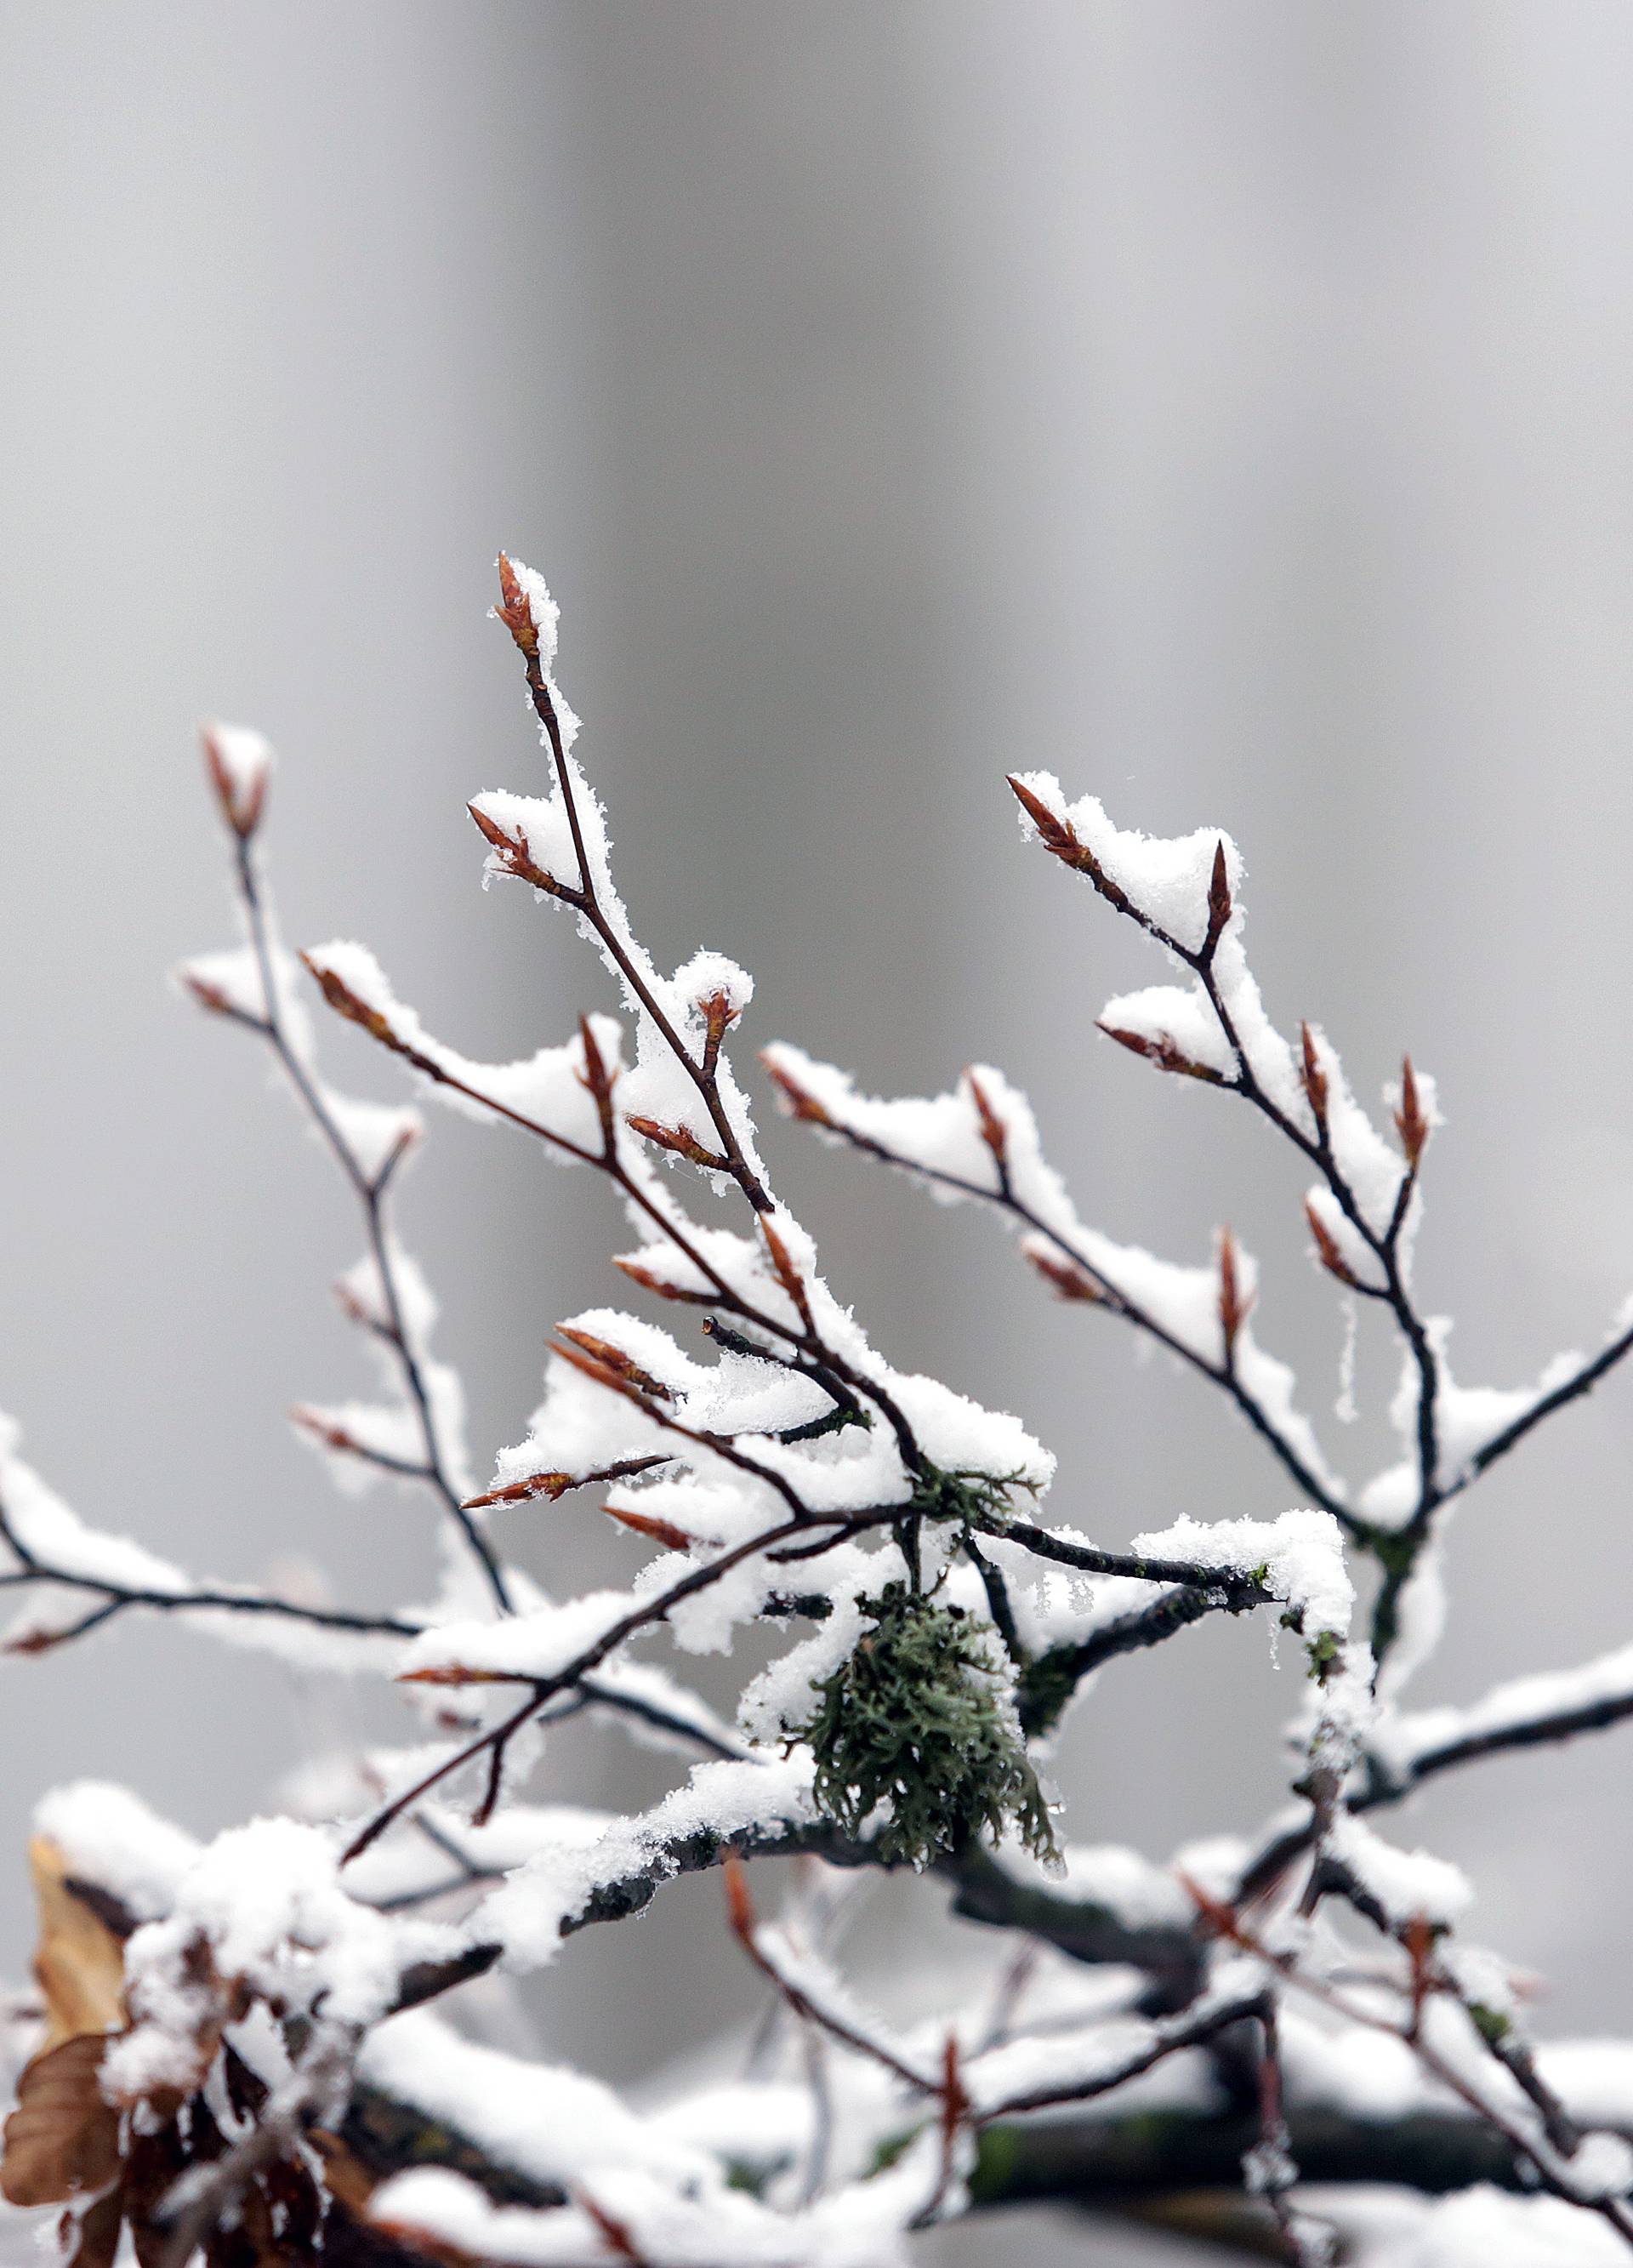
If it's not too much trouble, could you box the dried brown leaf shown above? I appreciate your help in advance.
[1,2034,120,2207]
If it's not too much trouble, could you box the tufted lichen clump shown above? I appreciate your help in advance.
[795,1583,1059,1869]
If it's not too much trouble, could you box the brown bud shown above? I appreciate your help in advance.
[556,1327,673,1402]
[721,1849,756,1943]
[1203,839,1232,959]
[1007,777,1134,911]
[698,990,738,1073]
[1175,1868,1245,1946]
[287,1405,358,1456]
[966,1071,1009,1173]
[941,2031,969,2140]
[611,1254,715,1306]
[465,1454,669,1511]
[397,1662,511,1688]
[179,970,235,1018]
[494,553,540,658]
[760,1055,833,1128]
[578,1016,618,1144]
[462,1469,576,1510]
[1305,1199,1360,1289]
[759,1214,813,1328]
[625,1114,729,1171]
[1005,774,1080,858]
[1299,1022,1329,1133]
[604,1502,702,1554]
[200,723,270,840]
[1024,1245,1104,1303]
[1096,1023,1225,1084]
[1395,1055,1429,1170]
[467,801,563,895]
[300,956,407,1057]
[578,2191,644,2265]
[3,1625,71,1657]
[1217,1227,1253,1356]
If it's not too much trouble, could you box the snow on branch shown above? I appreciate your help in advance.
[4,562,1633,2267]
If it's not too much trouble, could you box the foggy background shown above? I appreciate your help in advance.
[4,6,1633,2259]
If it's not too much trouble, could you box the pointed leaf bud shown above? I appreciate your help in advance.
[759,1214,814,1330]
[1217,1227,1253,1359]
[1096,1023,1226,1084]
[721,1849,757,1944]
[610,1254,715,1307]
[200,721,272,840]
[1299,1022,1329,1135]
[966,1071,1010,1178]
[625,1114,729,1171]
[556,1327,673,1402]
[462,1469,576,1511]
[1305,1198,1360,1289]
[1024,1244,1105,1303]
[1202,839,1232,960]
[494,552,541,658]
[1394,1055,1429,1170]
[604,1502,703,1554]
[577,1015,618,1146]
[760,1054,833,1128]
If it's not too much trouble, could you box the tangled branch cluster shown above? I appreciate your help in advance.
[3,561,1633,2265]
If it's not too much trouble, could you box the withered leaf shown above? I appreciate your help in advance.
[1,2033,120,2207]
[66,2179,125,2268]
[125,2117,189,2268]
[29,1836,127,2050]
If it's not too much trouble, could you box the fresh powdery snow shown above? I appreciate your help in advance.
[12,569,1633,2268]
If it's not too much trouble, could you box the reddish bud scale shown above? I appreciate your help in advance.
[549,1338,667,1416]
[759,1214,813,1327]
[1305,1200,1359,1289]
[397,1664,511,1688]
[1299,1022,1329,1131]
[180,973,234,1017]
[467,802,559,895]
[1395,1055,1429,1169]
[965,1071,1009,1171]
[1203,840,1232,957]
[462,1470,575,1510]
[611,1255,715,1307]
[604,1503,703,1554]
[1097,1023,1224,1084]
[578,2191,646,2265]
[625,1115,729,1171]
[721,1849,757,1943]
[1024,1245,1103,1303]
[288,1406,357,1455]
[201,727,268,840]
[556,1328,673,1402]
[494,554,540,658]
[1217,1228,1253,1354]
[1176,1869,1246,1946]
[300,959,406,1057]
[760,1057,834,1128]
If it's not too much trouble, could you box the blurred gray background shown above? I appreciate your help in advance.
[5,4,1633,2259]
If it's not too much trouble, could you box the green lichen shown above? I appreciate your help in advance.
[1305,1627,1341,1680]
[794,1583,1058,1870]
[1468,2002,1512,2047]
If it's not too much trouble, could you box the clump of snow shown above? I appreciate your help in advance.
[1363,2188,1630,2265]
[1131,1509,1352,1640]
[360,2009,713,2191]
[1097,983,1236,1080]
[1326,1815,1472,1929]
[475,1754,818,1971]
[106,1816,461,2101]
[33,1782,202,1923]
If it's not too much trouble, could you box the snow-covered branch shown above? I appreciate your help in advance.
[3,562,1633,2266]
